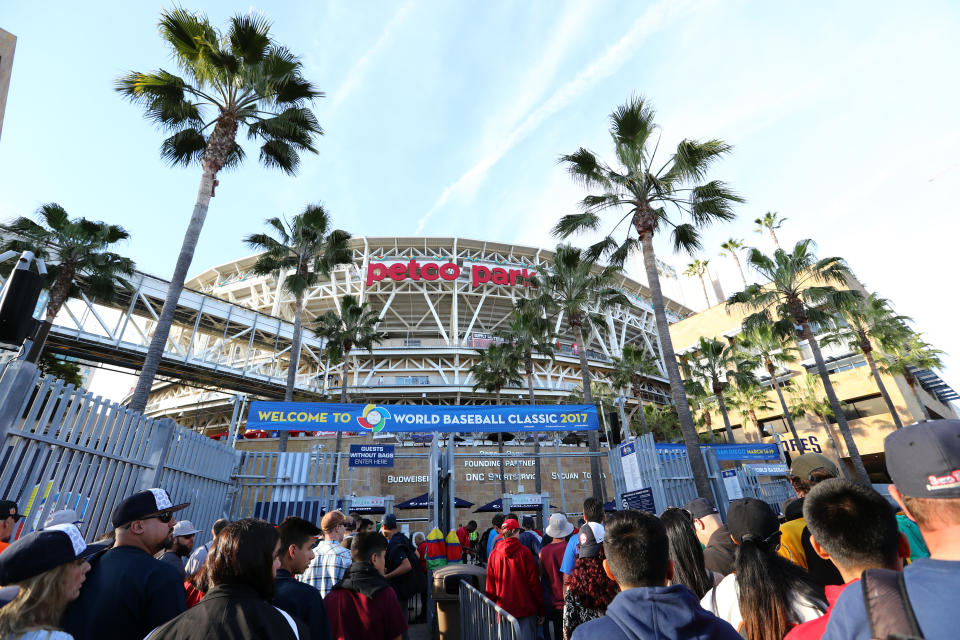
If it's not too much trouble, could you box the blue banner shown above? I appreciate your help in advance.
[349,445,395,467]
[246,402,599,433]
[654,443,780,461]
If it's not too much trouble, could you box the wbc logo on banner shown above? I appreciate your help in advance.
[357,404,391,433]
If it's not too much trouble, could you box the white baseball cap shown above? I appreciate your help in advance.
[172,520,200,537]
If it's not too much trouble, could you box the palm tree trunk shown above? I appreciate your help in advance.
[129,168,216,413]
[768,363,803,452]
[638,233,712,500]
[704,410,714,443]
[769,229,780,249]
[278,295,305,453]
[732,253,747,288]
[573,324,603,500]
[715,389,735,443]
[814,412,846,467]
[864,350,904,429]
[698,276,710,308]
[636,394,648,435]
[496,387,506,495]
[749,409,761,440]
[525,351,543,495]
[801,322,870,484]
[332,346,350,484]
[26,268,75,363]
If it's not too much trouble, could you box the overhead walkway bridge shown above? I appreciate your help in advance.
[32,271,326,399]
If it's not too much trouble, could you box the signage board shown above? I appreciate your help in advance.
[365,259,536,289]
[722,469,744,500]
[247,402,599,433]
[622,488,656,514]
[349,444,395,467]
[655,443,780,461]
[618,441,644,492]
[743,463,790,476]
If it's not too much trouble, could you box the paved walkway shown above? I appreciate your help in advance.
[408,621,432,640]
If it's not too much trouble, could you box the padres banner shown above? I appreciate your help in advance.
[246,402,599,433]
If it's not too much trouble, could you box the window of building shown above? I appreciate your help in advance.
[827,393,888,422]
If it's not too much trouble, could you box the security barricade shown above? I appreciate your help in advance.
[459,581,522,640]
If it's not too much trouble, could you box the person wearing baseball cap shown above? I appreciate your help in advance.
[540,513,573,640]
[701,498,826,638]
[0,523,102,638]
[683,496,736,576]
[563,522,618,639]
[824,419,960,640]
[61,488,189,640]
[42,508,83,530]
[158,520,200,580]
[0,500,26,554]
[485,517,544,640]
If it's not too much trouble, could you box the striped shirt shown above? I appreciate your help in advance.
[300,539,352,597]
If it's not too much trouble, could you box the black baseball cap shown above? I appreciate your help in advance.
[727,498,780,544]
[577,522,604,559]
[111,489,188,529]
[0,500,24,520]
[0,524,105,585]
[683,497,718,520]
[886,419,960,498]
[382,513,398,530]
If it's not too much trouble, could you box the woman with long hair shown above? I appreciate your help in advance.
[701,499,825,640]
[659,507,718,598]
[562,523,619,640]
[0,524,99,640]
[147,518,306,639]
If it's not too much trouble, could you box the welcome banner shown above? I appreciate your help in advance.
[246,402,599,433]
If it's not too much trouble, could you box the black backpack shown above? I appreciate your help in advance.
[862,569,924,640]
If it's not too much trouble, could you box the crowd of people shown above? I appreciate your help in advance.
[0,419,956,640]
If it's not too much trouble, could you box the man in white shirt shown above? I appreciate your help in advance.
[300,510,352,597]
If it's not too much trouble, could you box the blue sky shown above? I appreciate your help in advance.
[2,1,958,392]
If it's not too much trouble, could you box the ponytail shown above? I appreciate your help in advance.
[735,533,823,640]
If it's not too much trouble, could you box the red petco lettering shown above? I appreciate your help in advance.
[365,261,535,288]
[366,260,460,286]
[926,469,960,491]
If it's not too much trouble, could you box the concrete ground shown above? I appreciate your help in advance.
[408,622,432,640]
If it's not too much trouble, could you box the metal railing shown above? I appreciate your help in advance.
[0,361,238,546]
[229,449,339,523]
[459,581,522,640]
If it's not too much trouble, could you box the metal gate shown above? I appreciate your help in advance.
[229,449,340,523]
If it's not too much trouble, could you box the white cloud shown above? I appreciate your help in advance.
[325,1,415,119]
[415,0,694,234]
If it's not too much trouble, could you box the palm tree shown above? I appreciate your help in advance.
[685,379,716,443]
[825,293,912,429]
[727,239,870,483]
[3,204,135,363]
[553,96,742,500]
[679,337,755,443]
[683,259,711,308]
[877,332,946,421]
[469,342,523,495]
[754,212,786,248]
[719,238,748,287]
[609,344,660,436]
[498,301,556,494]
[787,372,844,462]
[245,204,352,451]
[119,9,323,413]
[736,324,804,451]
[530,244,628,499]
[314,294,386,477]
[727,380,774,441]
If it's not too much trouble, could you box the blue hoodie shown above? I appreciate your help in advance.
[570,585,740,640]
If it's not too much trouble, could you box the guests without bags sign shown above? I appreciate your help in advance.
[246,402,599,433]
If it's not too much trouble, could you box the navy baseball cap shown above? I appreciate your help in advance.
[111,489,188,528]
[683,497,718,520]
[886,420,960,498]
[0,524,105,585]
[381,513,398,530]
[0,500,24,520]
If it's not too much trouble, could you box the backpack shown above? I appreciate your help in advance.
[862,569,924,640]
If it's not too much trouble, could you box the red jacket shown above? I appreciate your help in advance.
[784,581,854,640]
[485,536,544,619]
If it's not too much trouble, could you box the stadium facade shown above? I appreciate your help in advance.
[145,237,690,435]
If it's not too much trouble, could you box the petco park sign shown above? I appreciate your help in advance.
[366,259,536,288]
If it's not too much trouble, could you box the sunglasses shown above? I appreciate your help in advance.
[147,513,174,524]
